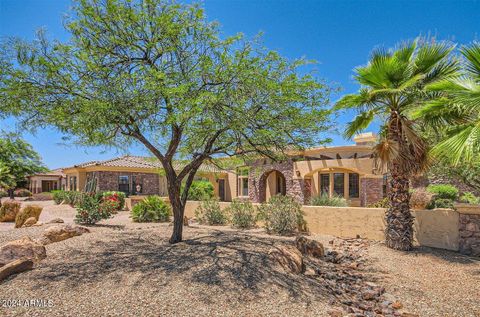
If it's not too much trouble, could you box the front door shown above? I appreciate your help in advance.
[218,179,226,202]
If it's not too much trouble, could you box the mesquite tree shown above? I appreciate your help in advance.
[0,0,332,243]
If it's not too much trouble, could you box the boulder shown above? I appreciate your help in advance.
[0,259,34,282]
[47,218,64,224]
[0,237,46,266]
[40,225,90,245]
[295,236,325,258]
[22,217,37,227]
[269,245,304,274]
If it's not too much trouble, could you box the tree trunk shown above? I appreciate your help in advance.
[385,112,413,251]
[8,188,14,200]
[169,191,185,244]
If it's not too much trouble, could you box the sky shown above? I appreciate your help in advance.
[0,0,479,169]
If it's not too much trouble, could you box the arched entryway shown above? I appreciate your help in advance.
[258,170,287,203]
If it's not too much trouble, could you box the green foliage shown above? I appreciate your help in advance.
[195,198,228,225]
[14,188,32,197]
[0,191,8,198]
[75,193,113,225]
[183,180,214,201]
[309,193,348,207]
[459,192,480,204]
[0,132,47,190]
[0,200,21,222]
[257,195,305,236]
[15,205,42,228]
[227,199,256,229]
[430,198,455,209]
[426,184,459,200]
[131,196,171,223]
[102,191,126,210]
[367,197,390,208]
[52,190,66,204]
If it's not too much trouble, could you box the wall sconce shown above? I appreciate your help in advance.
[296,170,301,177]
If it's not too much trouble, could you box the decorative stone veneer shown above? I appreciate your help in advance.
[87,171,160,195]
[458,213,480,256]
[248,160,305,204]
[360,177,383,207]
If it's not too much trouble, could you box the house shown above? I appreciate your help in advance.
[27,169,66,193]
[30,132,386,206]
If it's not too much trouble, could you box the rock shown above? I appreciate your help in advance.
[0,237,47,266]
[269,245,305,274]
[22,217,37,227]
[33,222,44,227]
[401,313,419,317]
[183,216,189,226]
[47,218,64,224]
[0,259,34,282]
[392,301,403,309]
[328,309,343,317]
[40,225,90,245]
[295,236,325,258]
[361,288,378,300]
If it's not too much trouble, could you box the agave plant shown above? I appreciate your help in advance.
[415,42,480,165]
[336,38,458,250]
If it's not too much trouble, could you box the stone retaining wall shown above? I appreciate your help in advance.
[456,204,480,256]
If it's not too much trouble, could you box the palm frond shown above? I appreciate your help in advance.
[343,110,376,139]
[413,41,455,76]
[334,89,374,110]
[461,42,480,77]
[431,124,480,165]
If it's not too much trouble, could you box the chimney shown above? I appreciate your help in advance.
[353,132,377,146]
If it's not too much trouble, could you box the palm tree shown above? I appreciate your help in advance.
[415,43,480,165]
[336,39,457,250]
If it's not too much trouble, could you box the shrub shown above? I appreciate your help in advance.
[131,196,171,222]
[65,191,86,206]
[459,192,480,204]
[15,205,43,228]
[257,195,305,236]
[227,199,256,229]
[184,180,214,201]
[195,198,228,225]
[432,198,455,209]
[0,191,8,198]
[367,197,390,208]
[410,188,434,209]
[102,191,126,210]
[74,193,113,225]
[0,200,21,222]
[14,188,32,197]
[310,193,348,207]
[426,184,459,200]
[52,190,66,204]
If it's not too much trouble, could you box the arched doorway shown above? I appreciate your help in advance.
[259,170,287,203]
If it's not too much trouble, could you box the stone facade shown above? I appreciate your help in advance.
[248,160,305,204]
[87,171,160,195]
[360,177,384,207]
[458,213,480,256]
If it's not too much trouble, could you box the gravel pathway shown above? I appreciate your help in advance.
[0,201,479,317]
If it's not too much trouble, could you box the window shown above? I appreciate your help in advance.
[132,176,142,194]
[237,168,249,197]
[69,176,77,191]
[118,175,129,194]
[333,173,344,197]
[348,173,359,198]
[320,174,330,195]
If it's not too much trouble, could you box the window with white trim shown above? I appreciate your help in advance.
[237,168,249,197]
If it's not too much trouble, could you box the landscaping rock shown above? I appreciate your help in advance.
[0,259,34,282]
[40,224,90,245]
[295,235,325,258]
[33,222,44,227]
[22,217,37,227]
[269,245,304,273]
[0,237,47,266]
[47,218,64,224]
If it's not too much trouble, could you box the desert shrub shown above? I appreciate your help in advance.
[227,199,256,229]
[66,191,86,206]
[0,200,21,222]
[184,180,214,201]
[74,194,113,225]
[131,196,171,222]
[426,184,459,200]
[459,192,480,204]
[367,197,390,208]
[257,195,305,236]
[52,190,66,204]
[0,191,8,198]
[102,191,126,210]
[310,193,348,207]
[15,205,43,228]
[14,188,32,197]
[410,188,434,209]
[431,198,455,209]
[195,197,228,225]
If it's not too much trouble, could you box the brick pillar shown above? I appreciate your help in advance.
[360,177,383,207]
[457,205,480,256]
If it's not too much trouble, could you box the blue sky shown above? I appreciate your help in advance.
[1,0,479,169]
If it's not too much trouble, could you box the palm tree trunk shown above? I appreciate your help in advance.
[385,113,414,251]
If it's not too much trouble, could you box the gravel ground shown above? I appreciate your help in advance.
[0,201,479,317]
